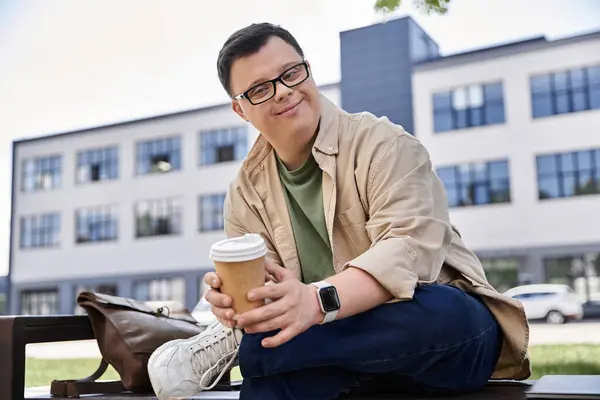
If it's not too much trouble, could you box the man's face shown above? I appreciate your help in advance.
[229,37,321,152]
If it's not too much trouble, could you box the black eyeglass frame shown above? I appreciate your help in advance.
[233,61,310,105]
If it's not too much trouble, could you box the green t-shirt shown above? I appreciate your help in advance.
[276,153,335,283]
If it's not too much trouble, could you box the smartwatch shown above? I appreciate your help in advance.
[311,281,341,324]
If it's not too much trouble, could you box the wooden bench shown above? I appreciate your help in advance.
[2,315,534,400]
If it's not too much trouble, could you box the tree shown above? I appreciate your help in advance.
[374,0,451,14]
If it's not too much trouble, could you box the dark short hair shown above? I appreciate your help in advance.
[217,23,305,97]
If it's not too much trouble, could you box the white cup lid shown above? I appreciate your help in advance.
[209,233,267,262]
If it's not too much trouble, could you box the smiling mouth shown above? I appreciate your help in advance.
[276,99,302,115]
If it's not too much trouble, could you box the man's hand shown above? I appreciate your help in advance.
[203,272,236,329]
[237,262,323,348]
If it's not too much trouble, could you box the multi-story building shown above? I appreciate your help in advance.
[413,31,600,293]
[7,17,600,314]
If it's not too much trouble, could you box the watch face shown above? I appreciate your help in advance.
[320,286,341,312]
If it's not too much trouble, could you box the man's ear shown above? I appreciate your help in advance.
[232,101,248,122]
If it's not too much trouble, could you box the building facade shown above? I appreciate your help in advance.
[7,17,600,314]
[413,32,600,294]
[7,83,339,315]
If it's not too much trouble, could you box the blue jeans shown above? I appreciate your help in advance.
[237,284,502,400]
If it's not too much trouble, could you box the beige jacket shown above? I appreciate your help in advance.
[223,94,531,380]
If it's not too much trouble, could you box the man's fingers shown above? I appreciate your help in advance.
[261,325,298,348]
[205,288,232,308]
[204,272,222,289]
[237,300,287,328]
[243,314,288,334]
[247,281,287,302]
[217,316,236,329]
[211,305,235,320]
[264,262,291,282]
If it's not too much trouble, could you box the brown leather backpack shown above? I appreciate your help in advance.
[51,291,204,397]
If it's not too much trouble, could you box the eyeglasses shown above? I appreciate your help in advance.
[233,61,310,105]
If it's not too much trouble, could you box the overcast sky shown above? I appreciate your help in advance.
[1,0,599,276]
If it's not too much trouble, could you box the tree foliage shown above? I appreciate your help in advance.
[374,0,451,14]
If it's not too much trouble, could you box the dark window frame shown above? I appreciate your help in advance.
[135,136,182,175]
[19,212,61,249]
[134,197,182,238]
[20,289,59,315]
[433,82,506,133]
[21,155,62,192]
[531,64,600,118]
[198,193,226,232]
[436,159,511,208]
[75,205,119,243]
[199,127,248,166]
[76,146,119,184]
[536,148,600,200]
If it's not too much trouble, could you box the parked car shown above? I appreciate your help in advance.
[504,284,584,324]
[583,293,600,320]
[191,297,217,328]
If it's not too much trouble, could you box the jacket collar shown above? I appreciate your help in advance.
[242,93,340,176]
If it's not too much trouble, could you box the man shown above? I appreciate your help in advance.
[148,23,531,400]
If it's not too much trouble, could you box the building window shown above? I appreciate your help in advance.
[200,127,248,165]
[21,290,59,315]
[20,213,61,249]
[199,193,226,232]
[136,137,181,175]
[531,65,600,118]
[75,205,118,243]
[22,155,62,192]
[433,82,505,132]
[133,278,186,305]
[74,284,117,314]
[135,198,182,237]
[481,258,521,293]
[537,148,600,200]
[436,160,510,208]
[76,146,118,183]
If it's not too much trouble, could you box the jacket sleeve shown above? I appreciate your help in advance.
[223,189,283,266]
[343,130,453,300]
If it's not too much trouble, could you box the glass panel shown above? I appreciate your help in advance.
[434,111,453,132]
[560,153,576,173]
[555,92,570,114]
[570,68,586,89]
[445,188,460,208]
[485,103,505,125]
[452,87,468,110]
[572,89,588,112]
[484,82,503,101]
[467,85,484,108]
[532,94,553,118]
[588,66,600,85]
[562,174,577,197]
[553,71,568,91]
[531,75,551,94]
[489,161,509,180]
[436,167,456,185]
[433,92,452,110]
[537,155,557,175]
[589,85,600,109]
[538,177,560,199]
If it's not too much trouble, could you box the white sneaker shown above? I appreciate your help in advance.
[147,320,243,400]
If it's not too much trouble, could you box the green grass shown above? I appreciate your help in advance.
[528,344,600,379]
[24,345,600,388]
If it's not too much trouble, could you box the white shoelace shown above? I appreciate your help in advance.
[190,326,242,391]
